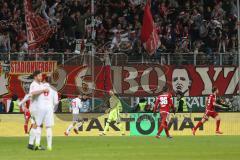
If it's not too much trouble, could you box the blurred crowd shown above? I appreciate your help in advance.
[0,0,239,61]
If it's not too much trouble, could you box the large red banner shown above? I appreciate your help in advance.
[141,0,160,55]
[0,63,238,99]
[24,0,54,50]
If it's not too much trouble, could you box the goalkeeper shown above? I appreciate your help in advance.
[100,90,125,136]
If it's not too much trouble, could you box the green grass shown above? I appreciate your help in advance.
[0,136,240,160]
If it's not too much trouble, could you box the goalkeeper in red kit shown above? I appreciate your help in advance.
[192,86,229,135]
[153,86,175,139]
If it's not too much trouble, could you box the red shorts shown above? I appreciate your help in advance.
[24,111,31,120]
[203,110,218,120]
[160,112,169,122]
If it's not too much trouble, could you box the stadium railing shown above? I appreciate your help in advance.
[0,52,238,66]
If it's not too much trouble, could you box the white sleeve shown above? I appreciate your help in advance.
[29,82,44,94]
[19,94,31,107]
[53,90,59,106]
[78,100,83,109]
[29,83,36,94]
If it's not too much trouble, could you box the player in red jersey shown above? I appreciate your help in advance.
[192,87,229,135]
[153,86,175,139]
[19,94,32,134]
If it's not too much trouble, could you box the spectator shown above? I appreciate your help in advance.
[135,98,147,112]
[176,91,188,113]
[0,32,11,53]
[0,97,6,113]
[80,95,91,113]
[9,94,20,113]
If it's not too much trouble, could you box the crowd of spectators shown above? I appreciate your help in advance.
[0,0,239,62]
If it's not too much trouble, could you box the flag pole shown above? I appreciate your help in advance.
[91,0,95,110]
[237,0,240,96]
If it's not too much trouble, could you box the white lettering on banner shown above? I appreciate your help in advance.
[186,97,206,109]
[223,67,235,78]
[123,67,139,94]
[112,66,122,93]
[154,67,166,94]
[144,97,206,110]
[213,67,222,81]
[225,68,239,94]
[141,67,153,94]
[196,67,212,95]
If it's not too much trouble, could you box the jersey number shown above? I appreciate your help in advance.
[159,97,168,105]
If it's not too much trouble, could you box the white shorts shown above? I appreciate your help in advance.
[72,114,83,122]
[36,109,54,127]
[29,107,37,124]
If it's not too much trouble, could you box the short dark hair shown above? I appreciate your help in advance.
[32,70,41,78]
[212,86,218,93]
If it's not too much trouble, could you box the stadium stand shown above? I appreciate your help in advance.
[0,0,237,64]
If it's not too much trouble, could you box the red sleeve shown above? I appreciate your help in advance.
[153,96,160,112]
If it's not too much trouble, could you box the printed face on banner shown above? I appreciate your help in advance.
[172,68,191,96]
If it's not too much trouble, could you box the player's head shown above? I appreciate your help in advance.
[172,67,192,96]
[32,70,42,82]
[212,86,219,95]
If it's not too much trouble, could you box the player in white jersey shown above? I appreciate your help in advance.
[27,70,49,150]
[36,79,58,151]
[64,95,84,136]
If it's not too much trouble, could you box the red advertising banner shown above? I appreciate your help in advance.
[0,63,238,99]
[10,61,57,75]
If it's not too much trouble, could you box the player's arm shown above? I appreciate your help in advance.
[29,85,49,96]
[19,94,32,111]
[213,102,229,110]
[53,90,59,107]
[19,94,32,107]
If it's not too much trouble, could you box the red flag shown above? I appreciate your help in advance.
[24,0,54,50]
[141,0,160,55]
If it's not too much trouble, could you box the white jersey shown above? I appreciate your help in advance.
[37,83,59,111]
[71,98,82,114]
[29,81,44,112]
[35,83,58,127]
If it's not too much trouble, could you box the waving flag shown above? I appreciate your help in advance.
[141,0,160,55]
[24,0,54,50]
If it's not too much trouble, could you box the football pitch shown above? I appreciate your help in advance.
[0,136,240,160]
